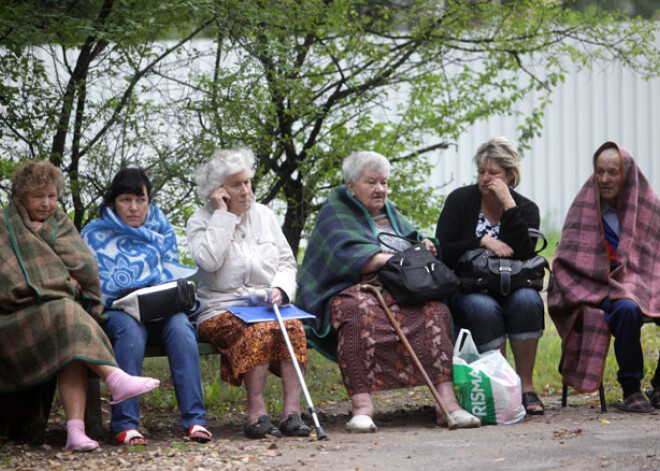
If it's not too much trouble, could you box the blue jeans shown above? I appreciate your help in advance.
[449,288,545,352]
[102,311,207,434]
[601,297,645,394]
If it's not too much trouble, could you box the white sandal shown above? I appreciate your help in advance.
[448,409,481,428]
[346,415,377,433]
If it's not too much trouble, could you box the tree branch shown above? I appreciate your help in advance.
[79,18,215,158]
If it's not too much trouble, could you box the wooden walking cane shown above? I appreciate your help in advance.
[360,284,459,430]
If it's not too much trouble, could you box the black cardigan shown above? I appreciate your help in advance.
[435,184,540,269]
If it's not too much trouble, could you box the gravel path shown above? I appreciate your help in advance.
[2,392,658,470]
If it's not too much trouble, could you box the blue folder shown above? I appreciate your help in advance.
[227,304,315,324]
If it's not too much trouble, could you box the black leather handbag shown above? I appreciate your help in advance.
[455,229,550,297]
[111,279,198,322]
[377,233,460,306]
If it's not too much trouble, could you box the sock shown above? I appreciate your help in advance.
[105,369,160,405]
[65,419,98,452]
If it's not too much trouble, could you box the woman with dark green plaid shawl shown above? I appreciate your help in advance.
[297,151,480,433]
[0,161,159,451]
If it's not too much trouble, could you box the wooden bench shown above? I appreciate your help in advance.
[85,342,219,438]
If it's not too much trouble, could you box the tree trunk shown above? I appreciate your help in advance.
[281,180,310,258]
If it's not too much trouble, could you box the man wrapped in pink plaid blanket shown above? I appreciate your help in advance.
[548,141,660,413]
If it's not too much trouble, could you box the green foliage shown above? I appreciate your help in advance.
[0,0,217,230]
[539,229,561,260]
[1,0,659,255]
[186,0,660,253]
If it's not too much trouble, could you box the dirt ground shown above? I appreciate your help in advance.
[1,390,659,470]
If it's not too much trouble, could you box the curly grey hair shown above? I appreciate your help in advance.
[473,137,521,188]
[342,151,391,184]
[11,160,65,200]
[195,147,255,201]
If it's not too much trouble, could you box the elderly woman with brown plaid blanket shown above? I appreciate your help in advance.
[0,161,159,451]
[548,142,660,413]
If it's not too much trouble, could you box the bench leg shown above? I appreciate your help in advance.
[562,383,607,412]
[85,375,104,439]
[599,383,607,413]
[0,377,57,444]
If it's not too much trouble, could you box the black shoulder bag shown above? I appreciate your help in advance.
[377,233,460,306]
[455,228,550,297]
[110,279,198,323]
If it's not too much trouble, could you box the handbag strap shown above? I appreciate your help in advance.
[377,231,443,259]
[498,258,513,296]
[528,228,547,254]
[376,232,417,252]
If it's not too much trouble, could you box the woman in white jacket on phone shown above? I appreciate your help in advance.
[187,147,309,440]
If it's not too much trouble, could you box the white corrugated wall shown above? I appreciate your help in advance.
[428,42,660,233]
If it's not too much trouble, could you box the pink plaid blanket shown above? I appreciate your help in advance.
[548,141,660,392]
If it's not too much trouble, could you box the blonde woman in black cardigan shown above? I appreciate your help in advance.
[436,137,545,415]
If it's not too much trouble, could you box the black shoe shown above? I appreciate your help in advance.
[612,391,654,413]
[645,387,660,409]
[279,413,311,437]
[522,391,545,415]
[244,415,283,439]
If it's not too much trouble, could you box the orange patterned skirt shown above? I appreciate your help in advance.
[198,311,307,386]
[331,274,453,396]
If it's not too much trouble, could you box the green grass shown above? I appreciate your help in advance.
[138,349,344,420]
[136,316,658,417]
[537,229,560,260]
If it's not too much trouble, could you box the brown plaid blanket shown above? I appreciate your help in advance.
[0,201,116,392]
[548,142,660,391]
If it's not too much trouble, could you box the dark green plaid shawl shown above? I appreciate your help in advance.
[0,201,116,392]
[296,185,421,360]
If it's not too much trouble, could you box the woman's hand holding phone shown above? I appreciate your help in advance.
[208,186,231,211]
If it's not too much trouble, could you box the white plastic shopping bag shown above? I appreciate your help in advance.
[452,328,526,425]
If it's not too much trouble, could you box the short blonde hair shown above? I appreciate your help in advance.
[11,160,65,201]
[195,148,255,201]
[342,151,391,184]
[473,137,521,188]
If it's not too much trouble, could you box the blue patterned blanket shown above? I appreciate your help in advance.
[81,203,197,307]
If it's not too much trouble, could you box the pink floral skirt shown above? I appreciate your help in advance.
[198,311,307,386]
[331,274,453,396]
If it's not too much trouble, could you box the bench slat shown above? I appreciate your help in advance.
[143,342,217,358]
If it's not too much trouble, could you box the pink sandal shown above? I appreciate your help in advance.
[187,424,212,443]
[115,429,148,446]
